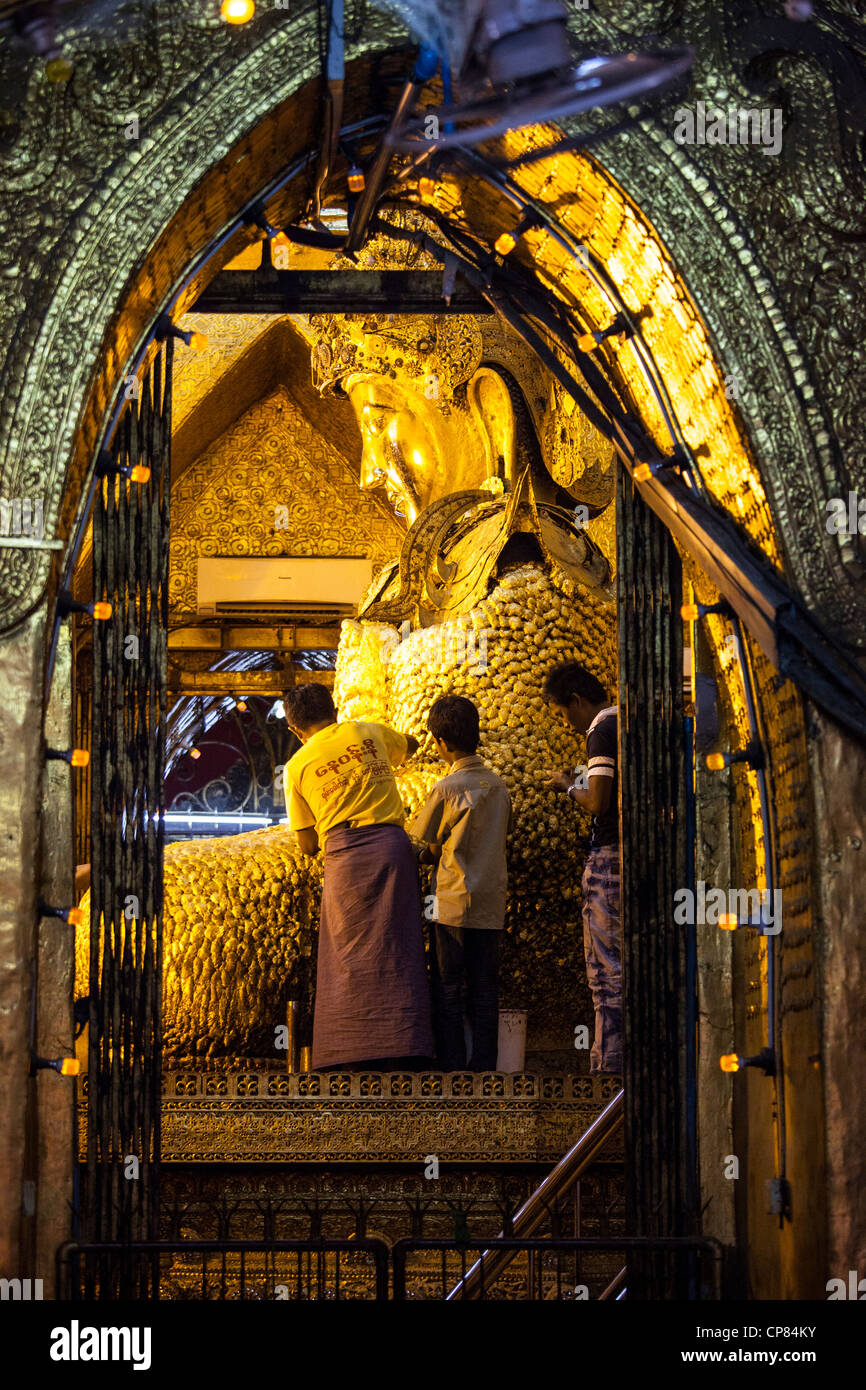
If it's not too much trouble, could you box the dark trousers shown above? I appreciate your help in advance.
[581,845,622,1074]
[430,923,502,1071]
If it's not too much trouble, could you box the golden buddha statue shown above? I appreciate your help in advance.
[308,309,616,625]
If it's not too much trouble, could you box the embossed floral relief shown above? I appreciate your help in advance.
[173,315,279,432]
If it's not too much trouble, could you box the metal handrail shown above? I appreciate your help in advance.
[394,1236,719,1301]
[599,1266,627,1301]
[446,1087,624,1300]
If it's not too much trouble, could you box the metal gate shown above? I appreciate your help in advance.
[83,343,173,1294]
[616,464,697,1297]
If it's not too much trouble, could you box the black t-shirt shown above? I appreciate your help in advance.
[585,707,618,849]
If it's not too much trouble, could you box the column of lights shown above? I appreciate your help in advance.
[489,214,672,488]
[681,599,776,1077]
[33,743,90,1079]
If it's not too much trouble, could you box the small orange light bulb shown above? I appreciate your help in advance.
[189,747,201,760]
[418,177,436,199]
[92,602,112,621]
[70,749,90,768]
[60,1058,80,1076]
[495,232,517,257]
[577,331,598,352]
[129,464,151,484]
[633,463,653,484]
[66,908,85,927]
[235,700,247,712]
[221,0,255,23]
[718,913,738,931]
[720,1054,741,1073]
[706,752,727,771]
[680,603,700,621]
[188,332,208,352]
[347,167,365,193]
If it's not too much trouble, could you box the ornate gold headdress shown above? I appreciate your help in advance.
[309,313,484,398]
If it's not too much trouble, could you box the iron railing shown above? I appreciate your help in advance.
[155,1164,624,1248]
[447,1088,624,1298]
[617,466,697,1297]
[57,1234,718,1302]
[393,1237,721,1301]
[57,1239,389,1302]
[85,343,172,1281]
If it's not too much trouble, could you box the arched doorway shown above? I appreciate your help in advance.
[3,11,863,1300]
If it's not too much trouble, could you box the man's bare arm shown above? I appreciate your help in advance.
[544,768,613,817]
[568,777,613,817]
[295,826,320,856]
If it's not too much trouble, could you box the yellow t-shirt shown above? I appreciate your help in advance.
[284,720,408,846]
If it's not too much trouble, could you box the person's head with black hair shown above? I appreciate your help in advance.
[427,694,479,766]
[283,683,337,741]
[543,661,609,735]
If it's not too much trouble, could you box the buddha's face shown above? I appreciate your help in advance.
[346,377,493,525]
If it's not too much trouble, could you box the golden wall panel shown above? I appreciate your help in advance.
[170,385,403,613]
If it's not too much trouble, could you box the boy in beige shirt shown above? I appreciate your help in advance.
[408,695,512,1071]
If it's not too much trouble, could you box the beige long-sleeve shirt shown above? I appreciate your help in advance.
[407,756,512,931]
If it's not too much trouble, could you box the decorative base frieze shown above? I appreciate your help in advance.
[78,1070,623,1164]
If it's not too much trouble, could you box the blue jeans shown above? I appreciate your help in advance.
[581,845,622,1074]
[430,924,502,1071]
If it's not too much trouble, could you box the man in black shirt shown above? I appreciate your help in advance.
[543,661,621,1075]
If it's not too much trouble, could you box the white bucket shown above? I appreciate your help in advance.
[497,1009,528,1072]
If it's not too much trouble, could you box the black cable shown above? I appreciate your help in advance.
[497,110,648,169]
[449,144,700,487]
[275,222,346,249]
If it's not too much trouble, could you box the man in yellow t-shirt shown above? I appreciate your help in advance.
[282,683,434,1071]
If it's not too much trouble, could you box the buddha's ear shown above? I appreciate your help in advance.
[466,367,518,489]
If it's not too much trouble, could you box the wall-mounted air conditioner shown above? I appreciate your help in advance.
[196,557,373,617]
